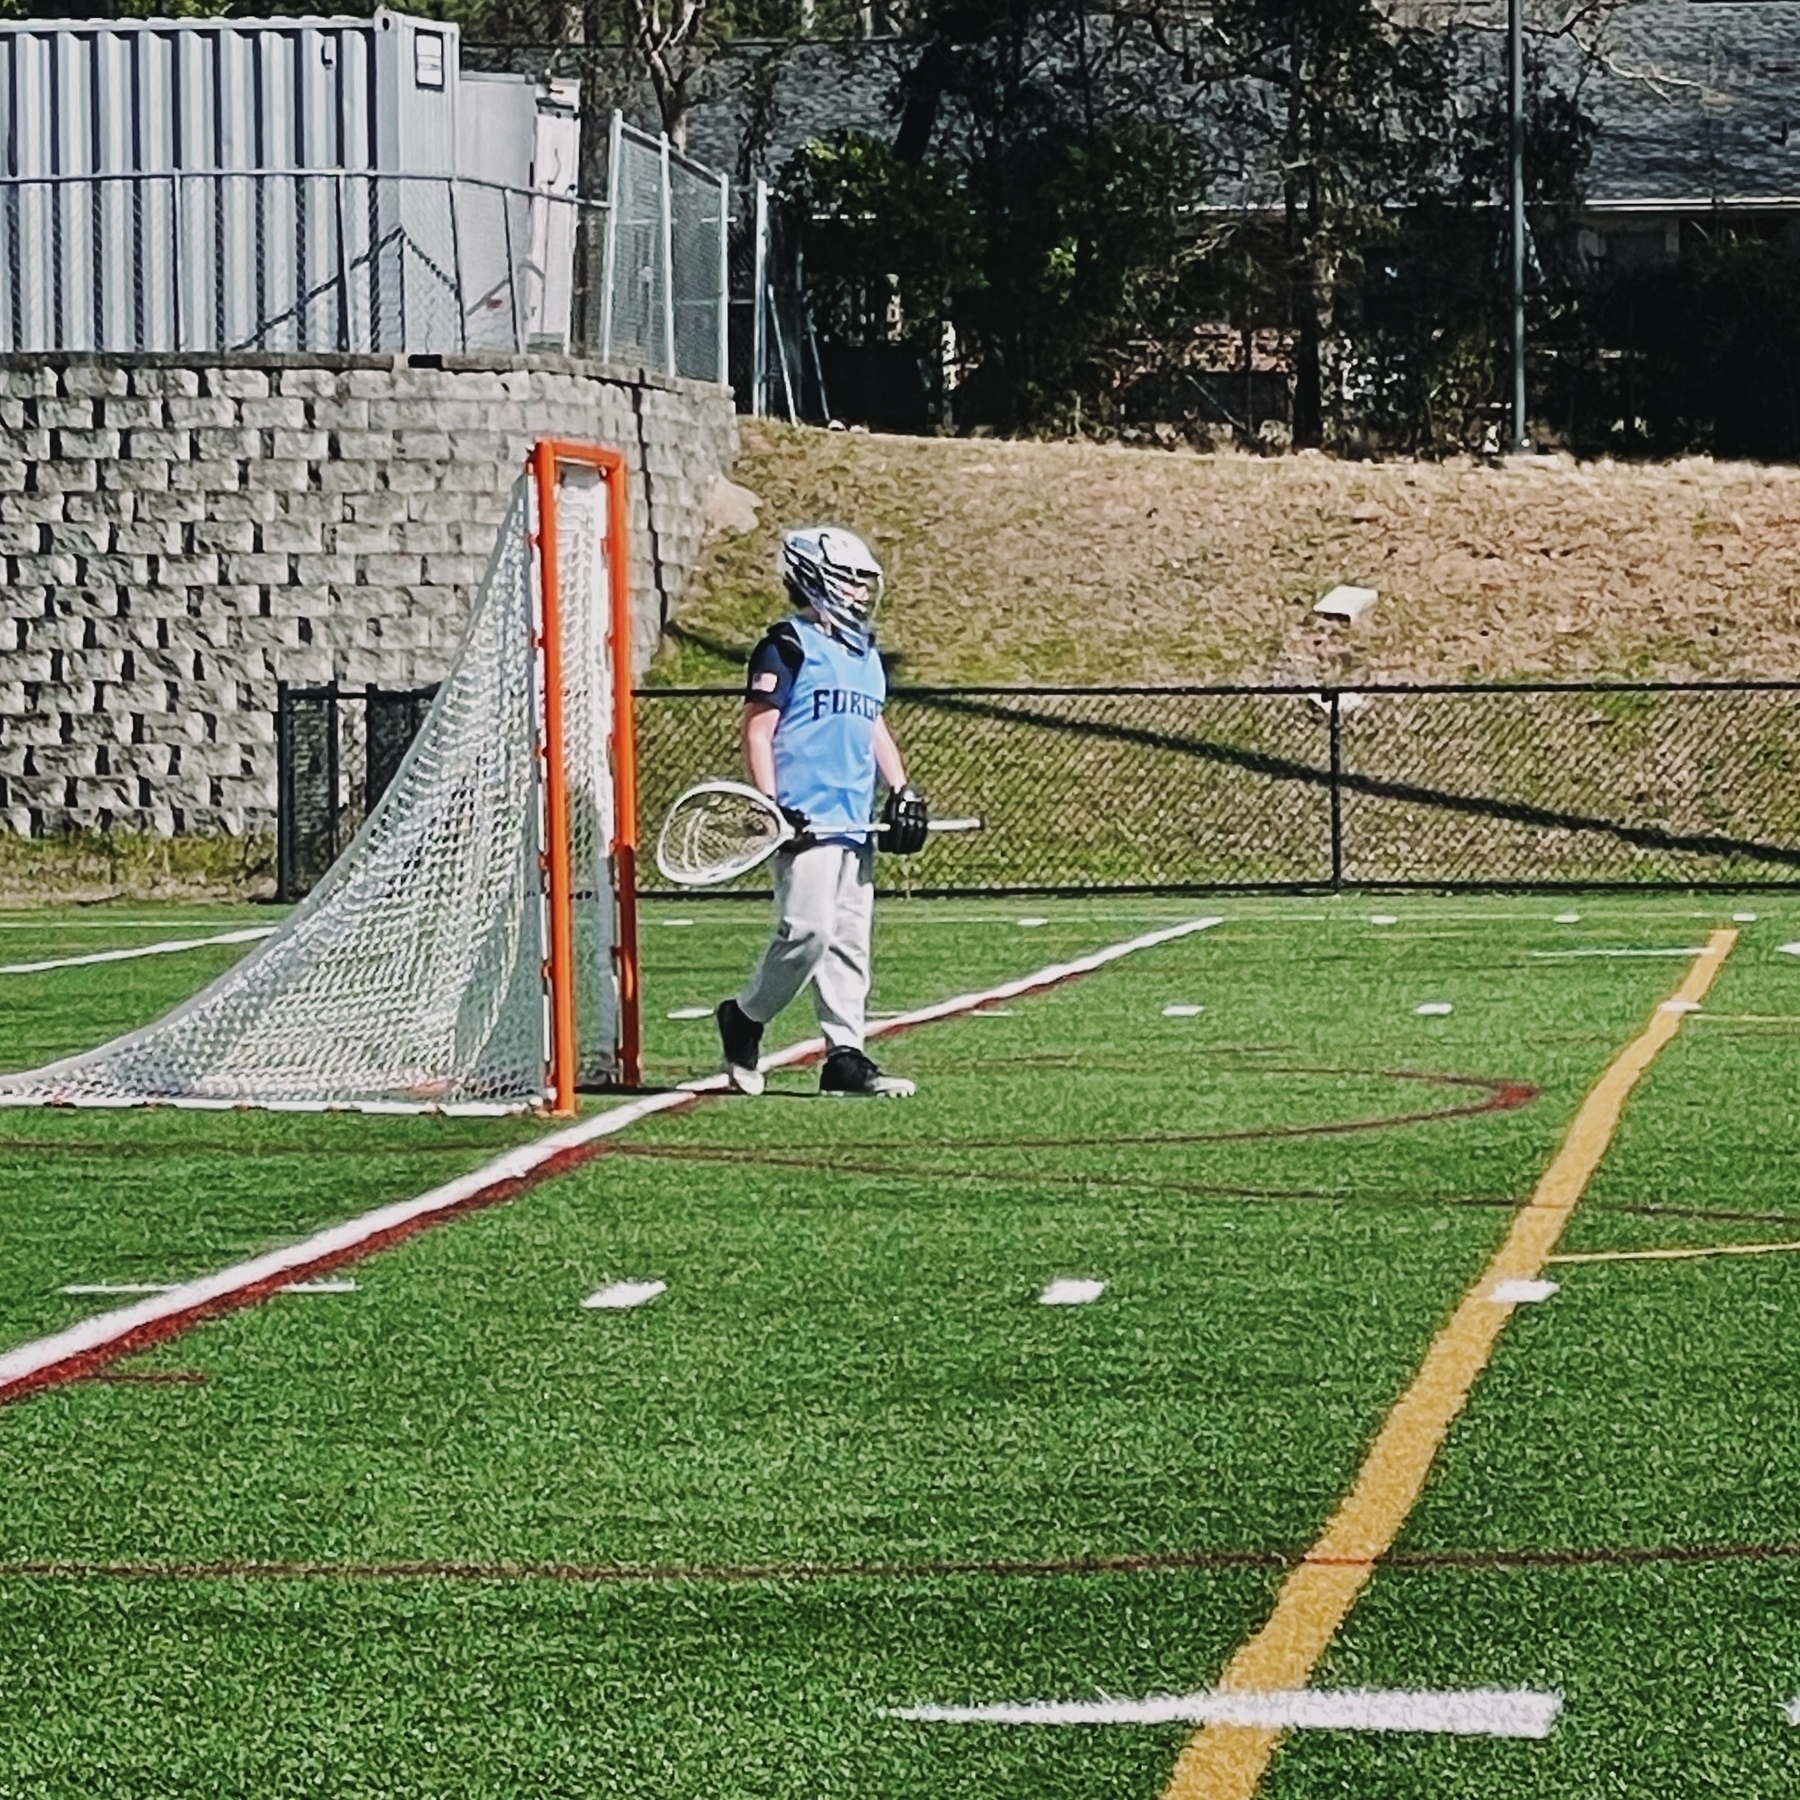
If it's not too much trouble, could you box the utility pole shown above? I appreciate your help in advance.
[1509,0,1527,450]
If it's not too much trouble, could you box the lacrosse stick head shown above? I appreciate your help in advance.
[654,782,792,887]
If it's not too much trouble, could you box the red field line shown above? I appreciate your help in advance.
[5,1538,1797,1587]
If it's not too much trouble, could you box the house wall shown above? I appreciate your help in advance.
[0,351,737,838]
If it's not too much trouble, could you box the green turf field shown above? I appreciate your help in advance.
[3,894,1800,1797]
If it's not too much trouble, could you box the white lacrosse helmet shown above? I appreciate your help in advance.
[781,525,884,648]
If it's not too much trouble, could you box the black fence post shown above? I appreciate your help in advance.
[325,683,342,867]
[275,680,292,905]
[1327,687,1344,891]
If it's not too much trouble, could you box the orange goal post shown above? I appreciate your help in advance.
[534,439,643,1112]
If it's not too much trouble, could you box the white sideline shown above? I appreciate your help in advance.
[888,1686,1562,1738]
[60,1280,357,1296]
[0,915,1223,1398]
[0,927,275,975]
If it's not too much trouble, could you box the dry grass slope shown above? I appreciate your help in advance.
[668,423,1800,687]
[0,833,274,909]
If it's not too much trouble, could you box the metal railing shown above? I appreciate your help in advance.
[0,116,730,379]
[635,681,1800,893]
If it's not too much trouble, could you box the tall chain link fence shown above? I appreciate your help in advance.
[600,116,727,384]
[278,679,1800,900]
[636,682,1800,893]
[0,170,595,358]
[0,116,729,379]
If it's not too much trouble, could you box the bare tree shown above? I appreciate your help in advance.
[608,0,715,149]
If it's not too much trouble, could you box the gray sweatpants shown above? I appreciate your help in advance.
[736,838,875,1051]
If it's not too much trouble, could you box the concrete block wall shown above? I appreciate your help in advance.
[0,353,736,837]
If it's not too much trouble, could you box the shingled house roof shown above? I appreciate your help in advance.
[1579,0,1800,206]
[678,1,1800,210]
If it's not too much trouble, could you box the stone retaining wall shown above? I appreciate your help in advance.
[0,353,736,838]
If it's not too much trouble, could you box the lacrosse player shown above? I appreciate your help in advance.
[715,526,928,1097]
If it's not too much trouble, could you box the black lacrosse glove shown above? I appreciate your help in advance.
[882,785,929,855]
[779,803,814,850]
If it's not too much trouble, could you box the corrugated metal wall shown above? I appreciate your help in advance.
[0,19,729,374]
[0,8,455,177]
[0,9,466,354]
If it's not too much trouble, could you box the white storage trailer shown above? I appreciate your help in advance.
[0,9,457,179]
[459,73,580,350]
[0,10,576,354]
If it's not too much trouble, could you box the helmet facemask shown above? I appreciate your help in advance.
[781,526,884,651]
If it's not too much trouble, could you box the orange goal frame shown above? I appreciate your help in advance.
[530,440,642,1114]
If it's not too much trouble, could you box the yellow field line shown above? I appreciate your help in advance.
[1161,929,1737,1800]
[1550,1239,1800,1265]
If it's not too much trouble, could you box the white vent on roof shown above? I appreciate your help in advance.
[1314,584,1379,622]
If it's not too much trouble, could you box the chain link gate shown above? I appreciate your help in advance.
[276,682,439,903]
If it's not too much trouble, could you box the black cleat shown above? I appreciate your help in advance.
[717,999,765,1096]
[819,1046,916,1098]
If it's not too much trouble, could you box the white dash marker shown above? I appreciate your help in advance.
[888,1686,1561,1739]
[1039,1278,1106,1306]
[1162,1003,1203,1017]
[1660,999,1702,1014]
[1489,1278,1558,1304]
[662,918,696,928]
[1554,911,1582,924]
[1735,912,1758,924]
[666,1006,713,1020]
[1370,914,1398,927]
[1780,944,1800,957]
[583,1280,666,1310]
[1018,916,1049,929]
[1415,1002,1453,1016]
[971,1007,1016,1017]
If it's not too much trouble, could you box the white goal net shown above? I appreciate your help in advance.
[0,450,636,1116]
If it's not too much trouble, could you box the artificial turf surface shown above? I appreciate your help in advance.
[1,894,1798,1796]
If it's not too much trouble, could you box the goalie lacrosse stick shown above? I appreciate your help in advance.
[655,780,982,888]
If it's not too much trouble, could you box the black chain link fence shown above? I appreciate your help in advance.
[636,682,1800,894]
[278,680,1800,900]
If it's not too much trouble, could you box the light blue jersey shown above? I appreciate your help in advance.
[747,614,886,839]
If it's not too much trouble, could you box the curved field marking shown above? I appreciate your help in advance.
[0,916,1223,1405]
[0,927,274,976]
[1162,929,1737,1800]
[948,1070,1539,1151]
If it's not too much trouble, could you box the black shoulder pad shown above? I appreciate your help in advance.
[762,619,805,671]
